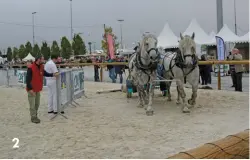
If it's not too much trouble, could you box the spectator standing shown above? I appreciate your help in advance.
[94,58,100,82]
[114,57,125,84]
[229,48,244,92]
[44,54,61,114]
[26,56,58,123]
[106,56,116,83]
[228,52,236,87]
[199,54,210,85]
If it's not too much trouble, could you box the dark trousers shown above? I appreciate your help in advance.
[208,72,211,84]
[234,72,243,92]
[231,71,236,87]
[200,71,209,85]
[94,68,99,82]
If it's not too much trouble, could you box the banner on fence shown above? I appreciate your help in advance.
[72,70,84,96]
[60,72,68,105]
[17,70,26,84]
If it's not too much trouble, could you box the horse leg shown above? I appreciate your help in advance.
[166,81,172,101]
[146,82,154,116]
[176,86,181,104]
[176,81,190,113]
[188,84,198,107]
[137,86,145,108]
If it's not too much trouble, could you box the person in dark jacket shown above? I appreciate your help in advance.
[199,54,210,85]
[94,58,100,82]
[26,56,59,123]
[114,58,125,84]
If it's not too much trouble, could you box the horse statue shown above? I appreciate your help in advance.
[162,32,199,113]
[128,34,160,116]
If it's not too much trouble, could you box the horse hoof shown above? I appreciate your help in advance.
[146,110,154,116]
[137,104,144,108]
[167,98,172,102]
[176,100,181,105]
[182,107,190,113]
[188,99,196,106]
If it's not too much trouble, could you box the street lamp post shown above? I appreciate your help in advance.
[234,0,237,35]
[70,0,73,40]
[117,19,124,49]
[88,42,92,54]
[32,12,37,46]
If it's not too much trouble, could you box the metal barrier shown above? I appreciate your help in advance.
[52,68,85,120]
[4,60,250,90]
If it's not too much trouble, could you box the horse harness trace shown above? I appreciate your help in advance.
[163,49,198,78]
[130,47,160,84]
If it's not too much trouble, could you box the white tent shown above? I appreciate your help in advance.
[238,32,249,43]
[209,31,216,39]
[183,19,211,44]
[22,53,35,62]
[157,22,179,49]
[204,24,241,45]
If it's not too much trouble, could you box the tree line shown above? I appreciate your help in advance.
[3,26,119,62]
[5,33,87,61]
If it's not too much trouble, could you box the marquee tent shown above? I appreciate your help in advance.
[209,31,216,39]
[238,32,249,43]
[157,22,179,48]
[183,19,211,44]
[22,53,35,62]
[204,24,241,45]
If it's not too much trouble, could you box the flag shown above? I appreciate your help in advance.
[215,36,225,60]
[107,33,115,59]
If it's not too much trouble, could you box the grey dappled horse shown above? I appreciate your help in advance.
[128,34,160,116]
[162,33,199,113]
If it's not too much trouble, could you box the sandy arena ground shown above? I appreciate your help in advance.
[0,81,249,158]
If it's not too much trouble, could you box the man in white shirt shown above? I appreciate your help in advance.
[44,54,61,114]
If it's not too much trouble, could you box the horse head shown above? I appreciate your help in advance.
[179,32,197,67]
[137,34,160,69]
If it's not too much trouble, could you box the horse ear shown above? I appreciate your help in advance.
[191,32,195,39]
[180,33,184,40]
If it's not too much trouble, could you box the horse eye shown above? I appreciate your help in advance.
[145,43,149,46]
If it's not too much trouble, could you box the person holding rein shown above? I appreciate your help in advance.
[26,56,59,124]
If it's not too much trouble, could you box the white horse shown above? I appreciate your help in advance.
[162,32,199,113]
[128,34,160,116]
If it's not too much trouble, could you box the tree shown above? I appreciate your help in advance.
[25,41,33,56]
[12,47,19,60]
[41,41,51,60]
[101,26,119,55]
[6,47,12,61]
[51,40,60,57]
[0,50,2,56]
[61,36,72,59]
[18,44,26,59]
[33,44,41,57]
[72,34,87,55]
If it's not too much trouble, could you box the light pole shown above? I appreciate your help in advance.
[117,19,124,49]
[70,0,73,40]
[32,12,37,46]
[216,0,223,33]
[234,0,237,35]
[88,42,92,54]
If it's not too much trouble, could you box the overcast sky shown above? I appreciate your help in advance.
[0,0,249,51]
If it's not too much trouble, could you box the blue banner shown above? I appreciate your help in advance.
[215,36,225,60]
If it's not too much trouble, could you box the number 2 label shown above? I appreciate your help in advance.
[12,138,19,149]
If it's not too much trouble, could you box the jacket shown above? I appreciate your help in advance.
[229,54,244,73]
[26,63,53,92]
